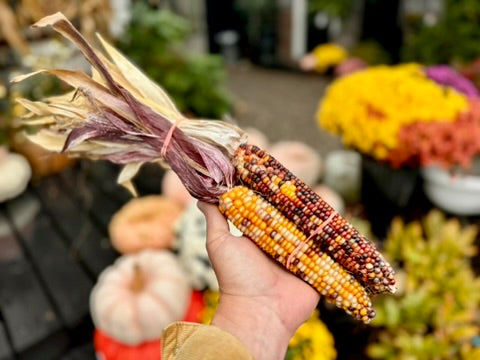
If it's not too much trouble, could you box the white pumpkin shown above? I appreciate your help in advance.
[174,202,242,291]
[90,250,191,345]
[0,149,31,202]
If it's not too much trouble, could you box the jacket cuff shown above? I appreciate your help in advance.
[162,321,254,360]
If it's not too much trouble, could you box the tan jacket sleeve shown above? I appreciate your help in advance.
[162,321,254,360]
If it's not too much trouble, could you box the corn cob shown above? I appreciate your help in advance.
[219,185,375,323]
[233,144,396,295]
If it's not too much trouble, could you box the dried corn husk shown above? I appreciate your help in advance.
[13,12,247,201]
[0,0,30,55]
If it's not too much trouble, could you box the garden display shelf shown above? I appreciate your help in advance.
[0,160,164,360]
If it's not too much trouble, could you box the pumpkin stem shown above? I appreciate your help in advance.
[131,263,145,292]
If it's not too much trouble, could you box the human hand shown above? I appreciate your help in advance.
[198,202,320,360]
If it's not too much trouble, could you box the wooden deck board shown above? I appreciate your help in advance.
[0,211,62,353]
[84,161,132,205]
[0,321,14,360]
[34,177,118,277]
[59,168,122,229]
[5,192,93,328]
[61,343,96,360]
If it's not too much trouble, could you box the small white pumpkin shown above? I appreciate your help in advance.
[0,148,31,203]
[90,250,191,345]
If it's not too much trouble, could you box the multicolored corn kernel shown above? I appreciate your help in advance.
[219,186,375,323]
[233,144,396,295]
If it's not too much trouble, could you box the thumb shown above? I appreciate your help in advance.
[197,201,230,244]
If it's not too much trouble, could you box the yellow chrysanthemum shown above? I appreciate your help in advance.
[317,64,469,160]
[312,43,348,73]
[200,290,219,325]
[288,310,337,360]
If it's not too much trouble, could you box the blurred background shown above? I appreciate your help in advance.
[1,0,480,359]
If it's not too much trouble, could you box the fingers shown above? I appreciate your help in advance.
[197,201,230,243]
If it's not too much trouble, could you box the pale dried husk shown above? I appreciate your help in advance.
[13,12,247,201]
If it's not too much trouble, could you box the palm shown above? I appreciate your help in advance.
[201,203,320,333]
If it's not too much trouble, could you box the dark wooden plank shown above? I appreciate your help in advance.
[18,331,70,360]
[0,221,16,360]
[61,342,96,360]
[59,168,121,229]
[33,177,118,277]
[0,321,14,360]
[134,162,166,196]
[85,160,132,205]
[0,208,23,262]
[5,192,93,328]
[0,216,61,354]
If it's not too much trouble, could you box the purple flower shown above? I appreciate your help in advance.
[425,65,480,98]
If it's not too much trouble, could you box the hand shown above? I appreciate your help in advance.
[198,202,320,360]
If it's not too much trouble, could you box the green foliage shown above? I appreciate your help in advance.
[367,210,480,359]
[402,0,480,65]
[308,0,353,18]
[119,3,231,118]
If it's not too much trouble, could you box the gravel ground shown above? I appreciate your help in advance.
[226,62,343,156]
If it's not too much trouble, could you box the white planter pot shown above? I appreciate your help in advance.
[421,167,480,215]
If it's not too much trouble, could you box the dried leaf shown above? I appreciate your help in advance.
[117,162,143,196]
[97,34,182,119]
[14,11,248,203]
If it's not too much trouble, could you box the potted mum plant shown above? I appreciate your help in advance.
[317,63,480,217]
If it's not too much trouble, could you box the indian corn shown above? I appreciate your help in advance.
[233,144,396,295]
[219,185,375,323]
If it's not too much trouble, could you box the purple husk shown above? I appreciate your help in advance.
[51,15,235,203]
[425,65,479,98]
[64,97,235,203]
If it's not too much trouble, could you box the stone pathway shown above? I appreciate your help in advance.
[227,63,343,155]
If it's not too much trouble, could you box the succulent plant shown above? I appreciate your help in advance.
[367,210,480,359]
